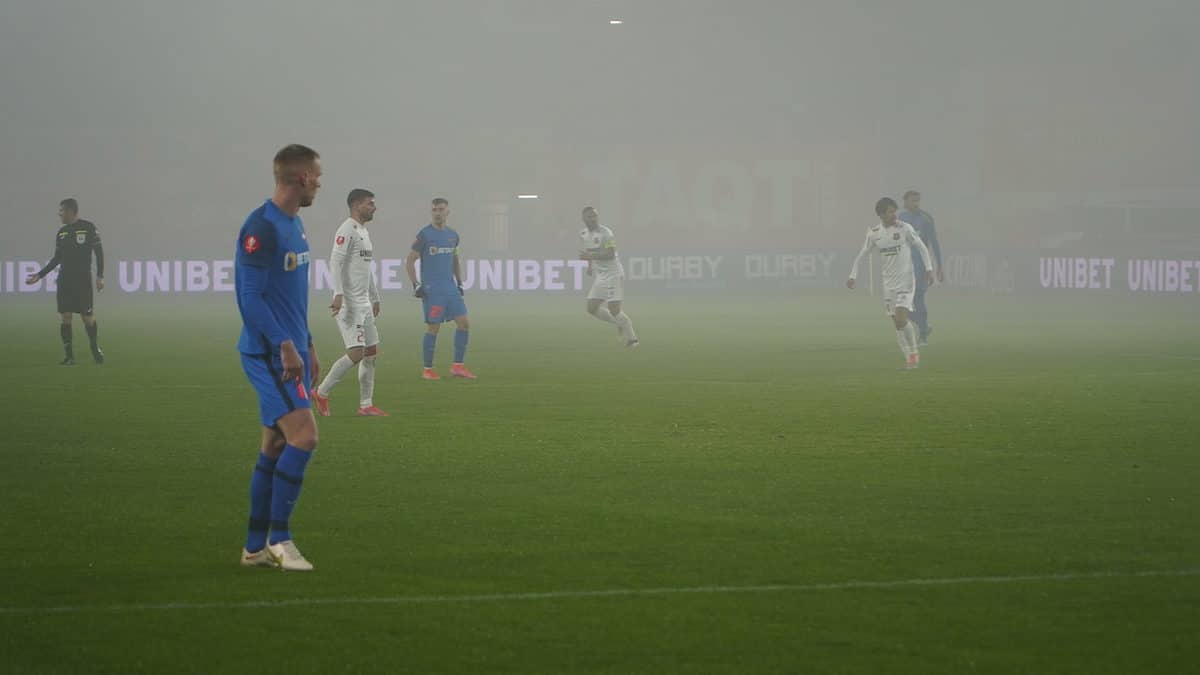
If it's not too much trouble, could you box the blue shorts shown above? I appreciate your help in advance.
[422,294,467,324]
[240,351,312,428]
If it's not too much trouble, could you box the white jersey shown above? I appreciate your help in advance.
[330,218,379,318]
[848,221,933,290]
[580,225,623,277]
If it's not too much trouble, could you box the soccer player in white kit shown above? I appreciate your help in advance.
[847,197,935,369]
[311,189,388,416]
[579,206,639,348]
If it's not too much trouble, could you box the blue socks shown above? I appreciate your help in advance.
[422,330,468,367]
[423,332,437,368]
[245,452,277,552]
[454,330,469,364]
[268,445,312,545]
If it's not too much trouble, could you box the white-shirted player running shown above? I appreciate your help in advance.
[312,189,388,416]
[847,197,935,369]
[579,207,639,348]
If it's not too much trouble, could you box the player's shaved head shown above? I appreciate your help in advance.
[432,197,449,206]
[273,144,320,185]
[347,188,374,208]
[903,190,920,201]
[59,198,78,214]
[875,197,898,217]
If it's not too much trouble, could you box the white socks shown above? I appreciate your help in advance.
[591,307,617,324]
[318,354,356,397]
[896,328,910,357]
[614,312,637,341]
[895,321,919,357]
[358,355,376,408]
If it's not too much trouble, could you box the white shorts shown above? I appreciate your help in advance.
[336,310,379,349]
[883,286,915,317]
[587,274,624,302]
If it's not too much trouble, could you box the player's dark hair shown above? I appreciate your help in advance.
[432,197,449,206]
[347,188,374,208]
[582,206,596,214]
[903,190,920,201]
[273,144,320,184]
[59,198,78,213]
[875,197,898,216]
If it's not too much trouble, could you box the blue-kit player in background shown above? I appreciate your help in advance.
[406,197,477,381]
[235,144,323,572]
[900,189,944,345]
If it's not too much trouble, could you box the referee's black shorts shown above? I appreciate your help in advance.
[56,278,94,315]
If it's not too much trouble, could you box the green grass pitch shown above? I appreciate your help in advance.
[0,291,1197,673]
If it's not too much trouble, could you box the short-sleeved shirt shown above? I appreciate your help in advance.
[235,200,312,355]
[580,225,624,277]
[412,224,460,295]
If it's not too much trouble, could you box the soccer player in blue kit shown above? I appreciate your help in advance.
[235,144,323,571]
[405,197,477,380]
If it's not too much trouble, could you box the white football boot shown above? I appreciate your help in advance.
[240,547,279,569]
[267,540,314,572]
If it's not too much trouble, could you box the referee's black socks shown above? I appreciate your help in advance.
[85,321,99,352]
[60,323,73,360]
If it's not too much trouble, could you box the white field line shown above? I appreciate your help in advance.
[1121,352,1200,362]
[1,568,1196,617]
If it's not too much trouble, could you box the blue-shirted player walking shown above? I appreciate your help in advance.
[405,197,476,380]
[236,144,323,571]
[900,189,943,345]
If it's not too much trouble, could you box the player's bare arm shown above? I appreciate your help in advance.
[280,340,304,382]
[406,250,423,296]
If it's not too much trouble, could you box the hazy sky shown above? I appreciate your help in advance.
[1,0,1196,260]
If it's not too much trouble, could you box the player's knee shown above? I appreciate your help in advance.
[290,429,318,452]
[365,345,378,357]
[263,436,286,456]
[347,347,365,363]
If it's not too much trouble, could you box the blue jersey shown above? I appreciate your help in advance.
[235,199,312,355]
[900,209,942,274]
[412,224,460,294]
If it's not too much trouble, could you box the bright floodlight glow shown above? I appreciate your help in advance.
[517,194,539,199]
[609,19,623,25]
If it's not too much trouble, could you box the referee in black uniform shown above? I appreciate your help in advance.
[25,199,106,365]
